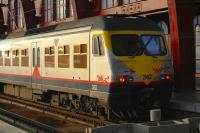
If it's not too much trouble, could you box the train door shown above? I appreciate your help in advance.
[31,42,42,89]
[90,34,106,92]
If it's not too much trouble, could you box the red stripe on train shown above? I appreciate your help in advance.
[0,73,160,86]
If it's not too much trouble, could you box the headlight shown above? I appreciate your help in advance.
[161,74,172,81]
[119,75,134,83]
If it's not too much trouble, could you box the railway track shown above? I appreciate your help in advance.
[0,107,62,133]
[0,93,114,127]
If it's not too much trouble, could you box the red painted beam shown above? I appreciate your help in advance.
[167,0,180,88]
[168,0,197,91]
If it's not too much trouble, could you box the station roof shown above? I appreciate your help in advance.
[0,15,162,40]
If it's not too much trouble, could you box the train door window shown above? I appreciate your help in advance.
[58,45,70,68]
[45,46,55,67]
[73,44,87,68]
[33,47,40,67]
[33,48,35,67]
[5,50,11,66]
[32,47,40,67]
[12,50,19,66]
[21,48,29,67]
[93,36,105,56]
[0,51,2,66]
[37,48,40,67]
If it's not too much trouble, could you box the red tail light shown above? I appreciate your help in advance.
[119,76,126,83]
[161,74,172,81]
[165,75,171,80]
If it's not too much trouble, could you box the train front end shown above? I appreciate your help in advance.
[101,17,174,119]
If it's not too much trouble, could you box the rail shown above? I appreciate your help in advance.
[0,93,114,127]
[0,107,62,133]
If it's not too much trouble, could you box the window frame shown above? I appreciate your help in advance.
[92,35,105,57]
[111,34,142,56]
[73,44,87,69]
[12,49,19,67]
[58,45,70,68]
[21,48,29,67]
[44,46,55,68]
[141,35,167,56]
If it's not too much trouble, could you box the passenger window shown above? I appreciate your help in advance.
[21,48,29,67]
[50,46,54,55]
[45,47,50,55]
[5,50,10,57]
[73,44,87,68]
[13,50,19,66]
[5,50,11,66]
[93,36,104,56]
[45,46,55,67]
[80,44,87,53]
[58,45,70,68]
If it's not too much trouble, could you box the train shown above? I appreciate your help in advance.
[0,15,174,120]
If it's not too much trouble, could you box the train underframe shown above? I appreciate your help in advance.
[0,81,173,121]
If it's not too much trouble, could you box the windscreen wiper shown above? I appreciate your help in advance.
[130,37,153,57]
[142,36,153,52]
[142,36,158,58]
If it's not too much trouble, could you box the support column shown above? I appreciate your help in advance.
[71,0,78,20]
[34,0,42,17]
[1,5,8,25]
[168,0,197,91]
[0,0,8,34]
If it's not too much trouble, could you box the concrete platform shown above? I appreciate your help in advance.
[0,120,27,133]
[170,91,200,113]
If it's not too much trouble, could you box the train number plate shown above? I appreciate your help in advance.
[142,74,153,80]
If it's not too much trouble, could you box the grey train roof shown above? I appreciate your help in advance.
[0,15,162,40]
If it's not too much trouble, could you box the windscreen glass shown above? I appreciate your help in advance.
[141,35,167,56]
[111,34,167,56]
[111,34,142,56]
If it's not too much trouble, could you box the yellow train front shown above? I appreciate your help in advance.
[91,15,174,119]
